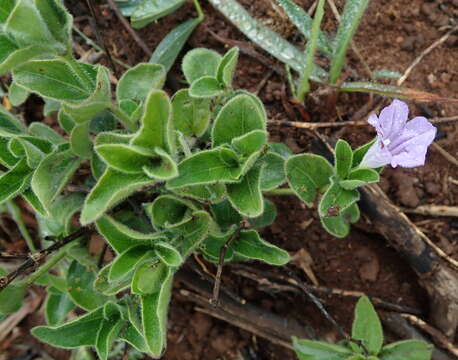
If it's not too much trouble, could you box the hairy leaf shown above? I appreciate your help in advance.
[182,48,222,84]
[117,63,166,102]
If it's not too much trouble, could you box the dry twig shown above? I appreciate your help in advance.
[431,143,458,168]
[402,205,458,218]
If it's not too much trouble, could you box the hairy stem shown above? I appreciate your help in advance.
[264,188,296,196]
[109,105,139,132]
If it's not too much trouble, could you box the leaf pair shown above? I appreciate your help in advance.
[184,47,239,98]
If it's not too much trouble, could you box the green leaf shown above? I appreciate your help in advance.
[292,337,352,360]
[45,289,76,326]
[142,147,178,180]
[96,215,156,254]
[32,307,104,348]
[232,130,267,156]
[22,187,47,216]
[167,148,241,189]
[80,168,153,225]
[58,109,75,134]
[207,0,326,81]
[216,47,239,88]
[182,48,222,84]
[0,42,49,76]
[8,136,52,168]
[0,137,18,167]
[260,152,286,191]
[352,139,375,168]
[141,269,174,356]
[149,18,201,73]
[320,214,350,238]
[67,261,113,311]
[132,260,169,295]
[249,198,277,228]
[120,322,149,352]
[37,193,85,237]
[171,183,226,204]
[146,194,196,229]
[212,94,266,147]
[0,0,15,24]
[335,139,353,179]
[0,267,26,314]
[318,182,359,218]
[373,70,402,80]
[189,76,224,98]
[172,89,211,137]
[175,210,211,257]
[13,60,96,101]
[31,149,81,211]
[352,296,384,355]
[35,0,72,45]
[275,0,333,56]
[94,263,132,296]
[70,121,92,158]
[62,65,112,124]
[96,143,156,174]
[0,106,26,136]
[340,168,380,190]
[0,158,32,204]
[131,89,174,154]
[95,316,125,360]
[9,81,29,106]
[379,340,432,360]
[117,63,166,102]
[155,241,183,267]
[109,246,153,281]
[28,122,65,144]
[200,226,237,263]
[211,199,243,230]
[329,0,369,84]
[285,154,333,205]
[5,0,58,49]
[227,165,264,217]
[233,229,289,265]
[131,0,186,29]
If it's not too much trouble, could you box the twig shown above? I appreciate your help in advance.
[401,314,458,358]
[431,143,458,168]
[232,265,422,315]
[0,227,89,292]
[177,270,313,349]
[72,25,130,69]
[397,26,458,86]
[268,115,458,130]
[0,252,29,260]
[402,205,458,218]
[287,271,348,339]
[105,0,152,57]
[84,0,119,76]
[211,227,242,306]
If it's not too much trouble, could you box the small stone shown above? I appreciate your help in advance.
[440,72,452,83]
[396,36,404,44]
[427,73,437,87]
[401,36,416,51]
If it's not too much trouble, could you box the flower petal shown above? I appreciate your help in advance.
[391,145,428,168]
[377,99,409,139]
[388,117,436,156]
[358,141,392,169]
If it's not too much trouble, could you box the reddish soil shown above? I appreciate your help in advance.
[1,0,457,359]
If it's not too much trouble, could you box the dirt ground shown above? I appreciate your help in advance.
[1,0,457,359]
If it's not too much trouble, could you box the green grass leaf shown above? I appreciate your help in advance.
[329,0,369,84]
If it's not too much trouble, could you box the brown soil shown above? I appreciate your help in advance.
[2,0,457,359]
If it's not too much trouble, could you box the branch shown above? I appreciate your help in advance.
[0,227,90,292]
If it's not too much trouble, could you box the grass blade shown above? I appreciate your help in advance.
[296,0,326,101]
[329,0,369,84]
[276,0,333,57]
[208,0,327,81]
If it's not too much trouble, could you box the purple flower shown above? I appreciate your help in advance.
[359,99,437,169]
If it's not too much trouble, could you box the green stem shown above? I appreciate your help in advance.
[19,247,68,287]
[264,188,296,196]
[109,105,138,132]
[7,201,36,252]
[192,0,204,21]
[297,0,326,101]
